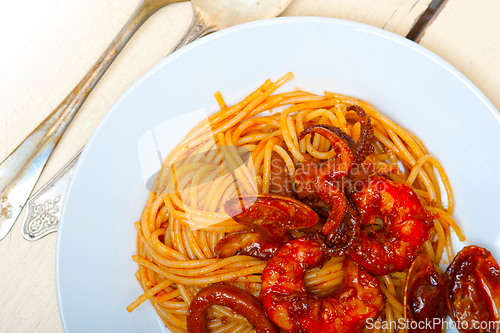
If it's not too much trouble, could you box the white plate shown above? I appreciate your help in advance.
[56,17,500,332]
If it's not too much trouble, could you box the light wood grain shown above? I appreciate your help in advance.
[283,0,432,37]
[2,0,496,332]
[419,0,500,112]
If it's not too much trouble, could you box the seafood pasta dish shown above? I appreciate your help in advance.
[127,73,500,332]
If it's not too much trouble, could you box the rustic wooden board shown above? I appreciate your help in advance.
[419,0,500,111]
[283,0,432,36]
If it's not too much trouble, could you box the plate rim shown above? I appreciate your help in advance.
[55,15,500,332]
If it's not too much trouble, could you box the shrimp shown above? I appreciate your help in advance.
[260,237,385,333]
[349,175,435,275]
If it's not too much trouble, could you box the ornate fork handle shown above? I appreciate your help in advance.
[22,151,81,240]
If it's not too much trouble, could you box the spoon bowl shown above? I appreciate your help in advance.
[172,0,294,51]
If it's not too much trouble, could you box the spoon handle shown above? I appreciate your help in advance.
[171,9,214,53]
[0,0,181,241]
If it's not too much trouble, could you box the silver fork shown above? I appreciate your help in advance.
[0,0,186,241]
[19,0,294,241]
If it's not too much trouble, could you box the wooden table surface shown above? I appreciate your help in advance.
[1,0,499,332]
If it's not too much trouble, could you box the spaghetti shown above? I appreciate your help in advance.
[128,73,463,333]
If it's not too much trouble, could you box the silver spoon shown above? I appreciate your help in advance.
[12,0,295,241]
[173,0,294,51]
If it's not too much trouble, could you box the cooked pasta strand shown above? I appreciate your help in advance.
[130,77,463,333]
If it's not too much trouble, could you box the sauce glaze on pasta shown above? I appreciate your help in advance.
[127,73,463,333]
